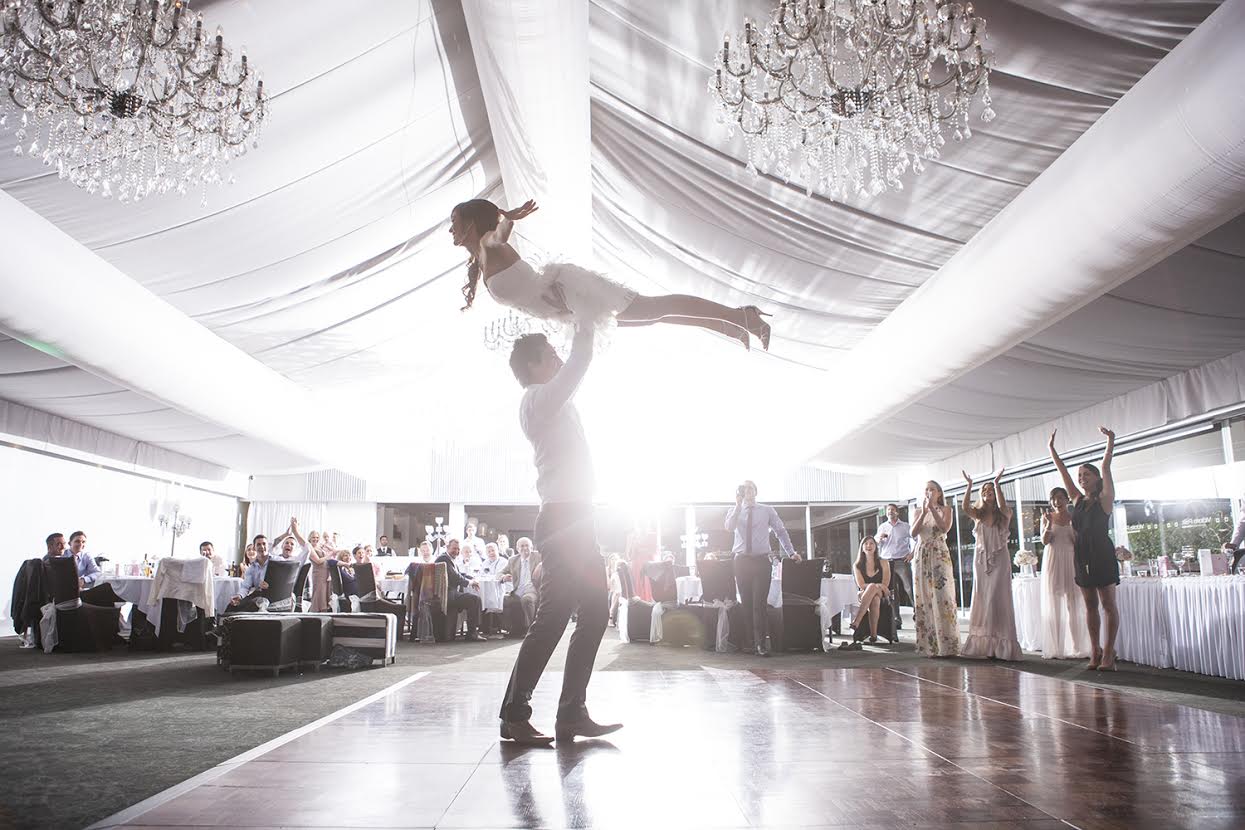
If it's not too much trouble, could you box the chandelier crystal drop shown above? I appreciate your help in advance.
[0,0,268,203]
[710,0,995,201]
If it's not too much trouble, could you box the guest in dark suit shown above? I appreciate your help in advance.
[436,539,486,641]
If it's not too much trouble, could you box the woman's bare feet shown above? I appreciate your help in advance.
[1097,650,1117,671]
[1087,648,1102,671]
[740,306,772,351]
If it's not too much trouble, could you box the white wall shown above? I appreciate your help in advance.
[1,444,240,631]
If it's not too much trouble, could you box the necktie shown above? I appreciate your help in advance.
[745,506,754,556]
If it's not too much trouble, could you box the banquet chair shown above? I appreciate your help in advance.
[44,556,118,652]
[260,560,301,611]
[698,559,736,603]
[354,564,406,638]
[620,562,655,643]
[327,559,353,612]
[689,559,736,652]
[644,562,678,603]
[779,559,826,652]
[292,562,312,612]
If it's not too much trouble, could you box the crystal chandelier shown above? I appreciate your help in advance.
[0,0,267,202]
[710,0,995,200]
[484,310,565,352]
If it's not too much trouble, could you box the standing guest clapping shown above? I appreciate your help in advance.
[911,481,960,657]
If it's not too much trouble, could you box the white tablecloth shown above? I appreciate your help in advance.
[1011,576,1043,653]
[674,575,856,614]
[1011,574,1244,679]
[104,576,242,636]
[468,578,506,613]
[1116,575,1245,680]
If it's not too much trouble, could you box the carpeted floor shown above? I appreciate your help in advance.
[1,620,1241,830]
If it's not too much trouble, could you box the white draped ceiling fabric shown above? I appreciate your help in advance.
[1,0,1243,493]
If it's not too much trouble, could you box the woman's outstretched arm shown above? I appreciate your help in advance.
[1099,427,1116,508]
[483,200,538,248]
[1049,430,1083,502]
[994,467,1012,520]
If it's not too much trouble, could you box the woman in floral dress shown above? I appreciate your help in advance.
[911,480,960,657]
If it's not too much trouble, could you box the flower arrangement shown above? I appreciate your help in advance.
[1014,549,1038,568]
[1114,546,1134,562]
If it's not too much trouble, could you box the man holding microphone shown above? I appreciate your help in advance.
[726,480,799,657]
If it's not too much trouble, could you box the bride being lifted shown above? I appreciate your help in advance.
[450,199,773,350]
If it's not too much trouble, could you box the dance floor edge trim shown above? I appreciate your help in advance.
[84,670,431,830]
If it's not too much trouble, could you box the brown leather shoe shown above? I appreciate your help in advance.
[554,717,623,742]
[500,720,554,746]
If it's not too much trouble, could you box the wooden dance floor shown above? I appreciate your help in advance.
[95,665,1244,829]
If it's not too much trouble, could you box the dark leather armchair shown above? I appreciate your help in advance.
[292,562,312,612]
[354,563,406,637]
[260,560,301,610]
[778,558,826,652]
[44,556,118,652]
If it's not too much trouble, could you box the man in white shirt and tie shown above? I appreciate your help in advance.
[375,535,398,557]
[726,480,798,657]
[876,504,914,630]
[498,327,621,746]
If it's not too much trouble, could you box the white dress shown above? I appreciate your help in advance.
[1040,523,1091,659]
[484,258,638,328]
[961,520,1022,661]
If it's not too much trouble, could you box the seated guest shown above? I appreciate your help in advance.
[457,541,482,577]
[365,544,377,561]
[436,539,486,641]
[42,532,119,606]
[241,543,257,570]
[337,549,359,597]
[227,535,272,613]
[270,517,311,564]
[376,535,398,557]
[416,541,435,563]
[199,541,225,576]
[500,536,540,628]
[844,536,894,647]
[353,545,382,581]
[66,531,101,589]
[479,543,505,578]
[496,534,514,559]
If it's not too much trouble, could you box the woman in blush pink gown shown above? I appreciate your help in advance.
[960,469,1021,661]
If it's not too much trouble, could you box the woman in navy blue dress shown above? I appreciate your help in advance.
[1049,426,1121,671]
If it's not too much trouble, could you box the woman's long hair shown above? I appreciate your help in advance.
[972,482,1009,528]
[855,535,880,577]
[453,199,501,310]
[925,480,945,507]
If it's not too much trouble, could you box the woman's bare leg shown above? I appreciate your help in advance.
[1081,586,1102,669]
[852,584,880,628]
[868,592,882,639]
[616,315,750,347]
[620,295,770,349]
[1097,585,1119,668]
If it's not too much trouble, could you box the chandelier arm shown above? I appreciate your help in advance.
[12,21,56,68]
[869,2,918,35]
[33,0,75,31]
